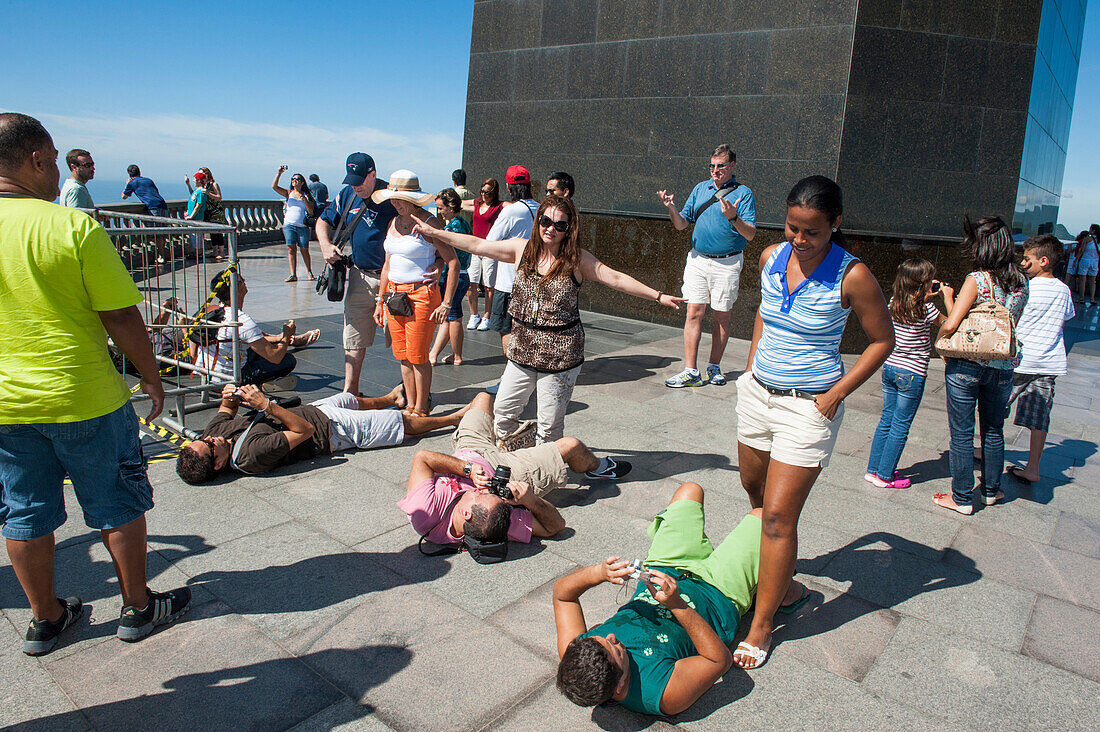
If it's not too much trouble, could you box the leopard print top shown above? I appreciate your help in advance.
[506,268,584,373]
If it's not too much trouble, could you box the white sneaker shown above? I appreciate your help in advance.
[467,314,482,330]
[477,318,490,331]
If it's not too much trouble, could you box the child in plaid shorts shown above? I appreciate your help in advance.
[1007,235,1075,484]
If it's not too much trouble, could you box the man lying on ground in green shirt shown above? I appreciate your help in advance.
[553,481,808,716]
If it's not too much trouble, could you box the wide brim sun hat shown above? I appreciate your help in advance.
[371,169,435,207]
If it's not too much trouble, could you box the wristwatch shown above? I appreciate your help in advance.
[462,462,473,477]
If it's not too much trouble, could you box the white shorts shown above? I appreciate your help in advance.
[734,371,843,468]
[1073,258,1098,277]
[681,249,743,311]
[310,393,405,453]
[468,255,497,287]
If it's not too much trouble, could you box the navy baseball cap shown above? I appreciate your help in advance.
[343,152,376,186]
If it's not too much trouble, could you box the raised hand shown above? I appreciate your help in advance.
[656,190,676,208]
[719,195,743,221]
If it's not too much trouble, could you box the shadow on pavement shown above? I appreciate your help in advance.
[784,532,980,651]
[12,646,411,731]
[577,355,679,387]
[187,546,449,616]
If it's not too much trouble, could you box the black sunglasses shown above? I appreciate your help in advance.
[538,215,569,233]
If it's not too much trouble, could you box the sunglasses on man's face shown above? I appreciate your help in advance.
[538,215,569,233]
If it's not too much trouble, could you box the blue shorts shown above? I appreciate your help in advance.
[440,273,470,321]
[0,403,154,540]
[283,223,310,248]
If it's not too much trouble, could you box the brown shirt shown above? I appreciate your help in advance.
[203,406,331,474]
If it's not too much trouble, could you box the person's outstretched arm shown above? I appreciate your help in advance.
[414,223,523,263]
[407,450,490,495]
[272,166,289,198]
[644,569,733,715]
[578,250,684,310]
[553,558,631,656]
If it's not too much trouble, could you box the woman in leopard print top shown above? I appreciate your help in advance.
[416,195,683,444]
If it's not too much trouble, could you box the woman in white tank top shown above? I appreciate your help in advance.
[272,166,316,282]
[373,170,460,416]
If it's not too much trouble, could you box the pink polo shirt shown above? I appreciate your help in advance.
[397,450,533,545]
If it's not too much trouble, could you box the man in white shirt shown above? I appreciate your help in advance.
[190,273,317,390]
[486,165,539,352]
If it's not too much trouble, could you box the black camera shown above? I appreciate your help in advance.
[488,465,513,500]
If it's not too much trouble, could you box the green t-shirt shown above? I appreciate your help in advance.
[580,569,741,716]
[0,197,143,423]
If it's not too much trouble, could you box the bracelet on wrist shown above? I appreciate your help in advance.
[655,291,663,302]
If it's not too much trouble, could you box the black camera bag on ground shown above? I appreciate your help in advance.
[418,494,509,564]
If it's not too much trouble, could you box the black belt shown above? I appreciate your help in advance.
[512,316,581,332]
[696,250,742,260]
[753,373,824,400]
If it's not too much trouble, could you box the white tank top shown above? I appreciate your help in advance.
[283,196,308,227]
[385,232,435,283]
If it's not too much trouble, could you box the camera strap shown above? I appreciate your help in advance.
[693,179,738,220]
[417,494,465,557]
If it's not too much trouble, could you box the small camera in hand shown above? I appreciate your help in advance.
[627,559,654,583]
[488,465,513,500]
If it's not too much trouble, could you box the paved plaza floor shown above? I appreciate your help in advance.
[2,243,1099,730]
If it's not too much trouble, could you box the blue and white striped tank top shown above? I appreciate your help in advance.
[752,242,858,391]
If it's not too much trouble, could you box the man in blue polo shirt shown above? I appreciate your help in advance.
[657,144,756,388]
[318,152,398,395]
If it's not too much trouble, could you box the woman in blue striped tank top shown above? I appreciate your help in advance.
[732,177,895,669]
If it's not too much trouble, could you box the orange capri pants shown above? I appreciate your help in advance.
[387,282,441,365]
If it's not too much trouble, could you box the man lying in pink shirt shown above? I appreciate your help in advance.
[400,392,632,549]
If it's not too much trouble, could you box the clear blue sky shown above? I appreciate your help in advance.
[1,0,1096,231]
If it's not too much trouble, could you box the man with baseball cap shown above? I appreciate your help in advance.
[317,153,399,394]
[486,164,540,352]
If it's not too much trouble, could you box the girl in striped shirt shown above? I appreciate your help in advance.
[865,259,953,488]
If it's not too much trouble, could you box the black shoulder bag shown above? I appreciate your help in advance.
[692,179,738,220]
[418,494,509,564]
[316,189,373,302]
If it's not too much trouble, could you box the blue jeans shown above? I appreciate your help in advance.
[867,364,927,480]
[945,358,1014,507]
[240,349,296,386]
[440,273,470,321]
[283,223,309,248]
[0,403,153,540]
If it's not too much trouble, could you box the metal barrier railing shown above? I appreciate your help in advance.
[87,209,243,439]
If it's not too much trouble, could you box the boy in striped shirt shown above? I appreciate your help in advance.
[1007,234,1075,484]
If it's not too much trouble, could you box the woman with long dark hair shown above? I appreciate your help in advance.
[416,194,683,451]
[186,166,228,260]
[272,165,316,282]
[934,216,1028,516]
[732,175,893,669]
[461,178,504,330]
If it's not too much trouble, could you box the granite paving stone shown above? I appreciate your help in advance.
[1021,594,1100,682]
[863,617,1100,730]
[45,600,344,731]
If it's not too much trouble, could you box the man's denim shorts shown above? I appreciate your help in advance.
[0,403,154,540]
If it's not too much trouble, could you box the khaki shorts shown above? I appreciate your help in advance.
[681,249,743,312]
[734,371,843,468]
[468,255,497,287]
[452,409,567,495]
[343,266,381,349]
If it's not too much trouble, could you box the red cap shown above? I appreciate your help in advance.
[193,170,206,181]
[506,165,530,185]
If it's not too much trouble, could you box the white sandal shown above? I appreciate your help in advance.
[733,641,769,669]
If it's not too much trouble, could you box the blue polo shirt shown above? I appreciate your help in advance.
[679,178,756,256]
[320,183,396,271]
[122,176,166,212]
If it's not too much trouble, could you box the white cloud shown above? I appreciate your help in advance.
[23,110,463,197]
